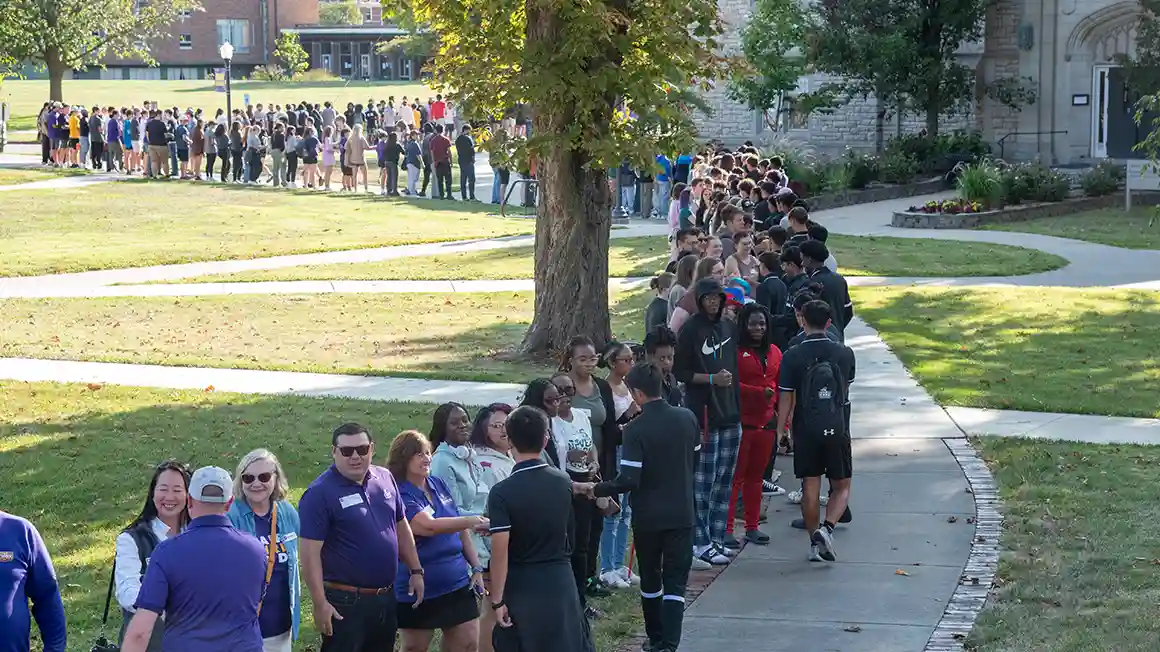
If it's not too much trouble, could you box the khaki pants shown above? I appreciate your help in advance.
[148,145,168,176]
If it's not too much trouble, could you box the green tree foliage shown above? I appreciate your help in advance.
[0,0,201,101]
[274,32,309,77]
[319,1,364,26]
[377,0,436,58]
[806,0,985,143]
[412,0,724,352]
[727,0,807,129]
[1118,0,1160,94]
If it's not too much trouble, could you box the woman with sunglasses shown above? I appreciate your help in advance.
[548,372,606,620]
[114,460,192,650]
[468,403,514,652]
[518,378,565,469]
[226,449,301,652]
[597,343,642,590]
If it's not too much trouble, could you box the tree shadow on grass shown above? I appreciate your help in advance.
[854,287,1160,418]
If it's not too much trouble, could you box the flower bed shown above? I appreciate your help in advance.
[891,194,1133,228]
[807,178,947,211]
[908,198,985,214]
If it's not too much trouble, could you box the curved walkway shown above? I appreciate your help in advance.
[1,186,1156,650]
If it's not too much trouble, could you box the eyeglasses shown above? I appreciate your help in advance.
[242,472,274,484]
[488,421,507,430]
[554,384,576,396]
[543,396,561,405]
[614,356,635,364]
[337,445,371,457]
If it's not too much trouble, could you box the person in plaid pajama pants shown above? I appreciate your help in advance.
[672,277,742,566]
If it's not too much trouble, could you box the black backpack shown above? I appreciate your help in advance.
[796,357,848,439]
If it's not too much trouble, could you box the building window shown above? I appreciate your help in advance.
[362,8,372,22]
[179,34,192,50]
[216,19,251,53]
[179,8,192,18]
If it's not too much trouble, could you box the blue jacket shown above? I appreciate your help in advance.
[227,499,302,640]
[430,443,484,516]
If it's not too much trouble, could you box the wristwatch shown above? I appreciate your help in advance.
[471,566,485,575]
[409,568,425,576]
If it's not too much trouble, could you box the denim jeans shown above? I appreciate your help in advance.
[655,180,671,219]
[600,446,633,572]
[620,185,636,213]
[168,143,178,177]
[491,169,501,203]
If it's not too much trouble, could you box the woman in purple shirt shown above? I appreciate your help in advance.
[387,430,487,652]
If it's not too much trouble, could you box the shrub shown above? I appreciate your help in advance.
[907,198,985,214]
[942,130,991,158]
[822,162,853,192]
[293,68,341,82]
[956,161,1003,205]
[249,65,288,81]
[1080,160,1126,197]
[843,151,878,189]
[1033,169,1071,202]
[1000,163,1069,204]
[878,150,920,184]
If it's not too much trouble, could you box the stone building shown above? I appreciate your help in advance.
[699,0,1154,165]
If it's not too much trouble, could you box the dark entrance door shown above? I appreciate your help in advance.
[1106,67,1158,159]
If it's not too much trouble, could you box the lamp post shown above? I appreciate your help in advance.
[219,41,234,124]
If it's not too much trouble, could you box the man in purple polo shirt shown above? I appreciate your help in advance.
[0,510,66,652]
[121,466,266,652]
[299,422,425,652]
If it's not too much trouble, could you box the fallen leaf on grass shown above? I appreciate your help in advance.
[895,569,909,576]
[205,385,215,392]
[86,383,103,391]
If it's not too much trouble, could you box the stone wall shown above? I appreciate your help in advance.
[889,192,1151,228]
[692,0,760,143]
[979,0,1023,157]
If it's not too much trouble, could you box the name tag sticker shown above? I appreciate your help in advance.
[0,551,12,562]
[282,532,298,543]
[339,493,365,509]
[421,505,435,516]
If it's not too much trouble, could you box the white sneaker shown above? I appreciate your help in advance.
[811,527,836,562]
[716,543,738,558]
[820,495,829,506]
[617,566,641,585]
[787,490,803,504]
[770,469,782,482]
[694,545,730,566]
[599,570,630,589]
[690,556,712,571]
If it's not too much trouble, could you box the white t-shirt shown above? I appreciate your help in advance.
[553,409,595,474]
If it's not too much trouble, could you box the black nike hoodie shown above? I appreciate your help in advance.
[673,277,741,431]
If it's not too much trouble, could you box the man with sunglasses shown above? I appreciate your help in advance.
[298,423,426,652]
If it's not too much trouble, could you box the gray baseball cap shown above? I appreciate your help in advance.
[189,466,234,503]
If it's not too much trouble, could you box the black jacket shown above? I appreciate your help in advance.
[594,399,699,531]
[809,266,854,332]
[592,376,624,485]
[673,277,740,430]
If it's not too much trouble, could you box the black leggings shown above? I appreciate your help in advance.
[247,149,262,182]
[41,135,51,163]
[205,153,217,178]
[286,153,299,184]
[569,475,603,607]
[231,150,243,181]
[220,153,230,182]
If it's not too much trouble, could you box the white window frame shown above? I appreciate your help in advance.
[178,34,192,50]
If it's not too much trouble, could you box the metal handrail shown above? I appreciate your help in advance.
[500,177,538,218]
[997,130,1069,159]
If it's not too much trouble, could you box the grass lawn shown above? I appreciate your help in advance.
[851,286,1160,418]
[158,234,1065,284]
[982,206,1160,250]
[0,290,651,383]
[968,437,1160,651]
[0,381,641,652]
[0,180,530,277]
[0,166,90,185]
[1,79,431,133]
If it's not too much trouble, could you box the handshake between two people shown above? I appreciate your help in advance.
[571,482,605,505]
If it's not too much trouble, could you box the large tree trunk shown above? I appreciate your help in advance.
[46,48,66,102]
[521,135,614,355]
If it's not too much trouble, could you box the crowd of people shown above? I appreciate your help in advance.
[34,93,494,199]
[2,144,860,652]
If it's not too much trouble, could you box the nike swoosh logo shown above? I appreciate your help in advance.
[701,338,731,356]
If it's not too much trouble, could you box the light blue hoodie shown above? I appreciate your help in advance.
[227,499,302,639]
[430,442,484,516]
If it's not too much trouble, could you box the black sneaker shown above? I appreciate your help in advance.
[722,534,741,550]
[811,527,836,561]
[791,506,852,530]
[744,529,770,545]
[585,605,603,620]
[585,579,612,597]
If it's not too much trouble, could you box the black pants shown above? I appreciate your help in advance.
[569,492,603,607]
[320,586,398,652]
[635,527,693,652]
[386,163,399,195]
[90,142,104,169]
[220,153,230,182]
[287,153,299,184]
[231,150,244,181]
[41,135,51,163]
[763,442,778,482]
[459,158,476,199]
[420,163,431,195]
[435,161,453,199]
[247,149,262,182]
[206,153,217,178]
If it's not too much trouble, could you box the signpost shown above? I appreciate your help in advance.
[1125,159,1160,210]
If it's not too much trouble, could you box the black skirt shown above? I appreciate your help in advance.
[493,562,594,652]
[397,584,479,630]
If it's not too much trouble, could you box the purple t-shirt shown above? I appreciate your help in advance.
[135,514,266,652]
[298,465,405,588]
[252,511,291,638]
[396,476,469,603]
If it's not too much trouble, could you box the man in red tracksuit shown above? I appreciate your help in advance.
[724,302,782,547]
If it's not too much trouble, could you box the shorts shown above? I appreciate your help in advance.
[498,169,511,185]
[396,584,479,630]
[68,138,79,148]
[793,430,853,481]
[53,137,68,149]
[302,155,318,165]
[341,165,353,176]
[177,149,189,162]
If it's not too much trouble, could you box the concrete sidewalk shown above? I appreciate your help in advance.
[946,406,1160,445]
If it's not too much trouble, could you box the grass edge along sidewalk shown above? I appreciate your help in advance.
[0,180,531,277]
[981,207,1160,251]
[0,380,647,652]
[851,285,1160,419]
[968,436,1160,652]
